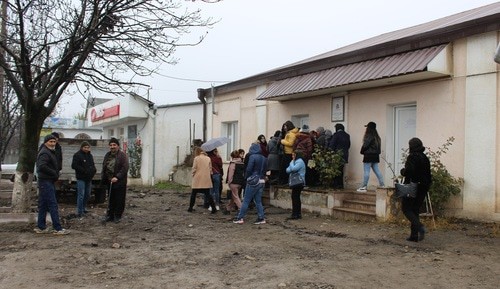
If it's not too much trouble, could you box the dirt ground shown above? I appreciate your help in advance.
[0,181,499,289]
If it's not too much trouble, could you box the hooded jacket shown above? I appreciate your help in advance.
[246,143,267,179]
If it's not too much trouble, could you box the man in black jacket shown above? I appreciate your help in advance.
[34,134,69,235]
[329,123,351,189]
[72,141,97,218]
[101,138,129,223]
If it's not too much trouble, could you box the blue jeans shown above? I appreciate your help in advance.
[237,182,265,220]
[362,162,385,187]
[76,179,92,215]
[37,179,63,231]
[209,173,221,205]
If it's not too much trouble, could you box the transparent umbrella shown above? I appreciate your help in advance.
[201,137,229,152]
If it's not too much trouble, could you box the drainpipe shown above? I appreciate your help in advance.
[151,106,157,186]
[145,104,157,186]
[197,88,207,142]
[495,42,500,64]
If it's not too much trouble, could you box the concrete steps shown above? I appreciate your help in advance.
[332,191,377,221]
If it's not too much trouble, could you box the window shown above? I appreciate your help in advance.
[108,129,114,138]
[222,121,238,160]
[291,115,309,130]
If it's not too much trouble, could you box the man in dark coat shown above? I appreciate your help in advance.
[34,134,69,235]
[329,123,351,189]
[38,132,63,171]
[72,141,97,217]
[101,138,129,223]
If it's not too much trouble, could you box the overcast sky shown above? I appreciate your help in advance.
[59,0,499,117]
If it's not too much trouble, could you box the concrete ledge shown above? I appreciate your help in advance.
[270,185,397,221]
[0,213,37,223]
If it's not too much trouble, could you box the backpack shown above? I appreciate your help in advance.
[230,162,245,185]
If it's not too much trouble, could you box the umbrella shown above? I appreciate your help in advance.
[201,136,229,152]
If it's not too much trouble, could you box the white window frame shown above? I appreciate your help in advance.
[222,121,238,161]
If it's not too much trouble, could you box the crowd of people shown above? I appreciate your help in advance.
[32,121,431,242]
[187,120,354,224]
[187,120,431,242]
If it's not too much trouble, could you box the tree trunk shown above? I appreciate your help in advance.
[11,171,36,213]
[11,110,44,213]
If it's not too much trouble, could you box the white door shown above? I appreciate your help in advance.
[394,106,416,176]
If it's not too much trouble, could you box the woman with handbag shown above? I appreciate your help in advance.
[286,149,306,220]
[400,137,432,242]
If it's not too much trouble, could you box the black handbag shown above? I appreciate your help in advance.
[395,181,418,198]
[288,172,305,188]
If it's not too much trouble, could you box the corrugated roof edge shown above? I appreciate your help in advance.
[199,3,500,98]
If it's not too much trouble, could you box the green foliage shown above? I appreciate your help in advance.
[309,145,344,187]
[155,181,190,191]
[128,140,142,178]
[426,137,463,213]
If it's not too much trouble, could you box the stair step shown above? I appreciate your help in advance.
[342,199,376,212]
[333,207,376,216]
[344,192,376,202]
[332,207,376,221]
[0,206,11,213]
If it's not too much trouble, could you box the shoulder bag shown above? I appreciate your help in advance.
[394,181,418,198]
[288,172,305,188]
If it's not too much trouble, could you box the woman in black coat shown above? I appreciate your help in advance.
[400,137,432,242]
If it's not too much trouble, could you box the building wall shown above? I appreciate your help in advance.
[462,32,498,220]
[208,32,500,221]
[154,103,203,183]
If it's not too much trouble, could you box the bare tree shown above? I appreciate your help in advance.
[0,0,215,212]
[0,85,21,165]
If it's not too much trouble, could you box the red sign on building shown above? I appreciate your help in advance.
[91,104,120,122]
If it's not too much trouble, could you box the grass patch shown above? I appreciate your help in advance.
[155,181,190,191]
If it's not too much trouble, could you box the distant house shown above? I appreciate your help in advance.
[87,93,203,185]
[198,3,500,221]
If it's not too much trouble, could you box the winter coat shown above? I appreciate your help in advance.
[329,130,351,163]
[293,132,314,160]
[360,134,381,163]
[316,132,328,148]
[281,127,299,155]
[208,152,223,176]
[191,152,213,189]
[401,151,432,194]
[36,145,59,181]
[101,150,129,188]
[266,136,281,171]
[226,157,244,185]
[286,157,306,180]
[38,142,62,171]
[71,149,97,181]
[246,143,267,179]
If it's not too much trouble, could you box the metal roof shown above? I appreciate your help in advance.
[203,3,500,98]
[257,45,447,100]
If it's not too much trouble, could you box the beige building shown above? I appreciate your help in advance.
[198,3,500,221]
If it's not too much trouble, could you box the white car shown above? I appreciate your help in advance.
[1,163,17,175]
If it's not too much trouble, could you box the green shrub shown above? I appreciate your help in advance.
[128,140,142,178]
[155,181,189,191]
[309,145,344,187]
[426,137,463,213]
[400,137,463,215]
